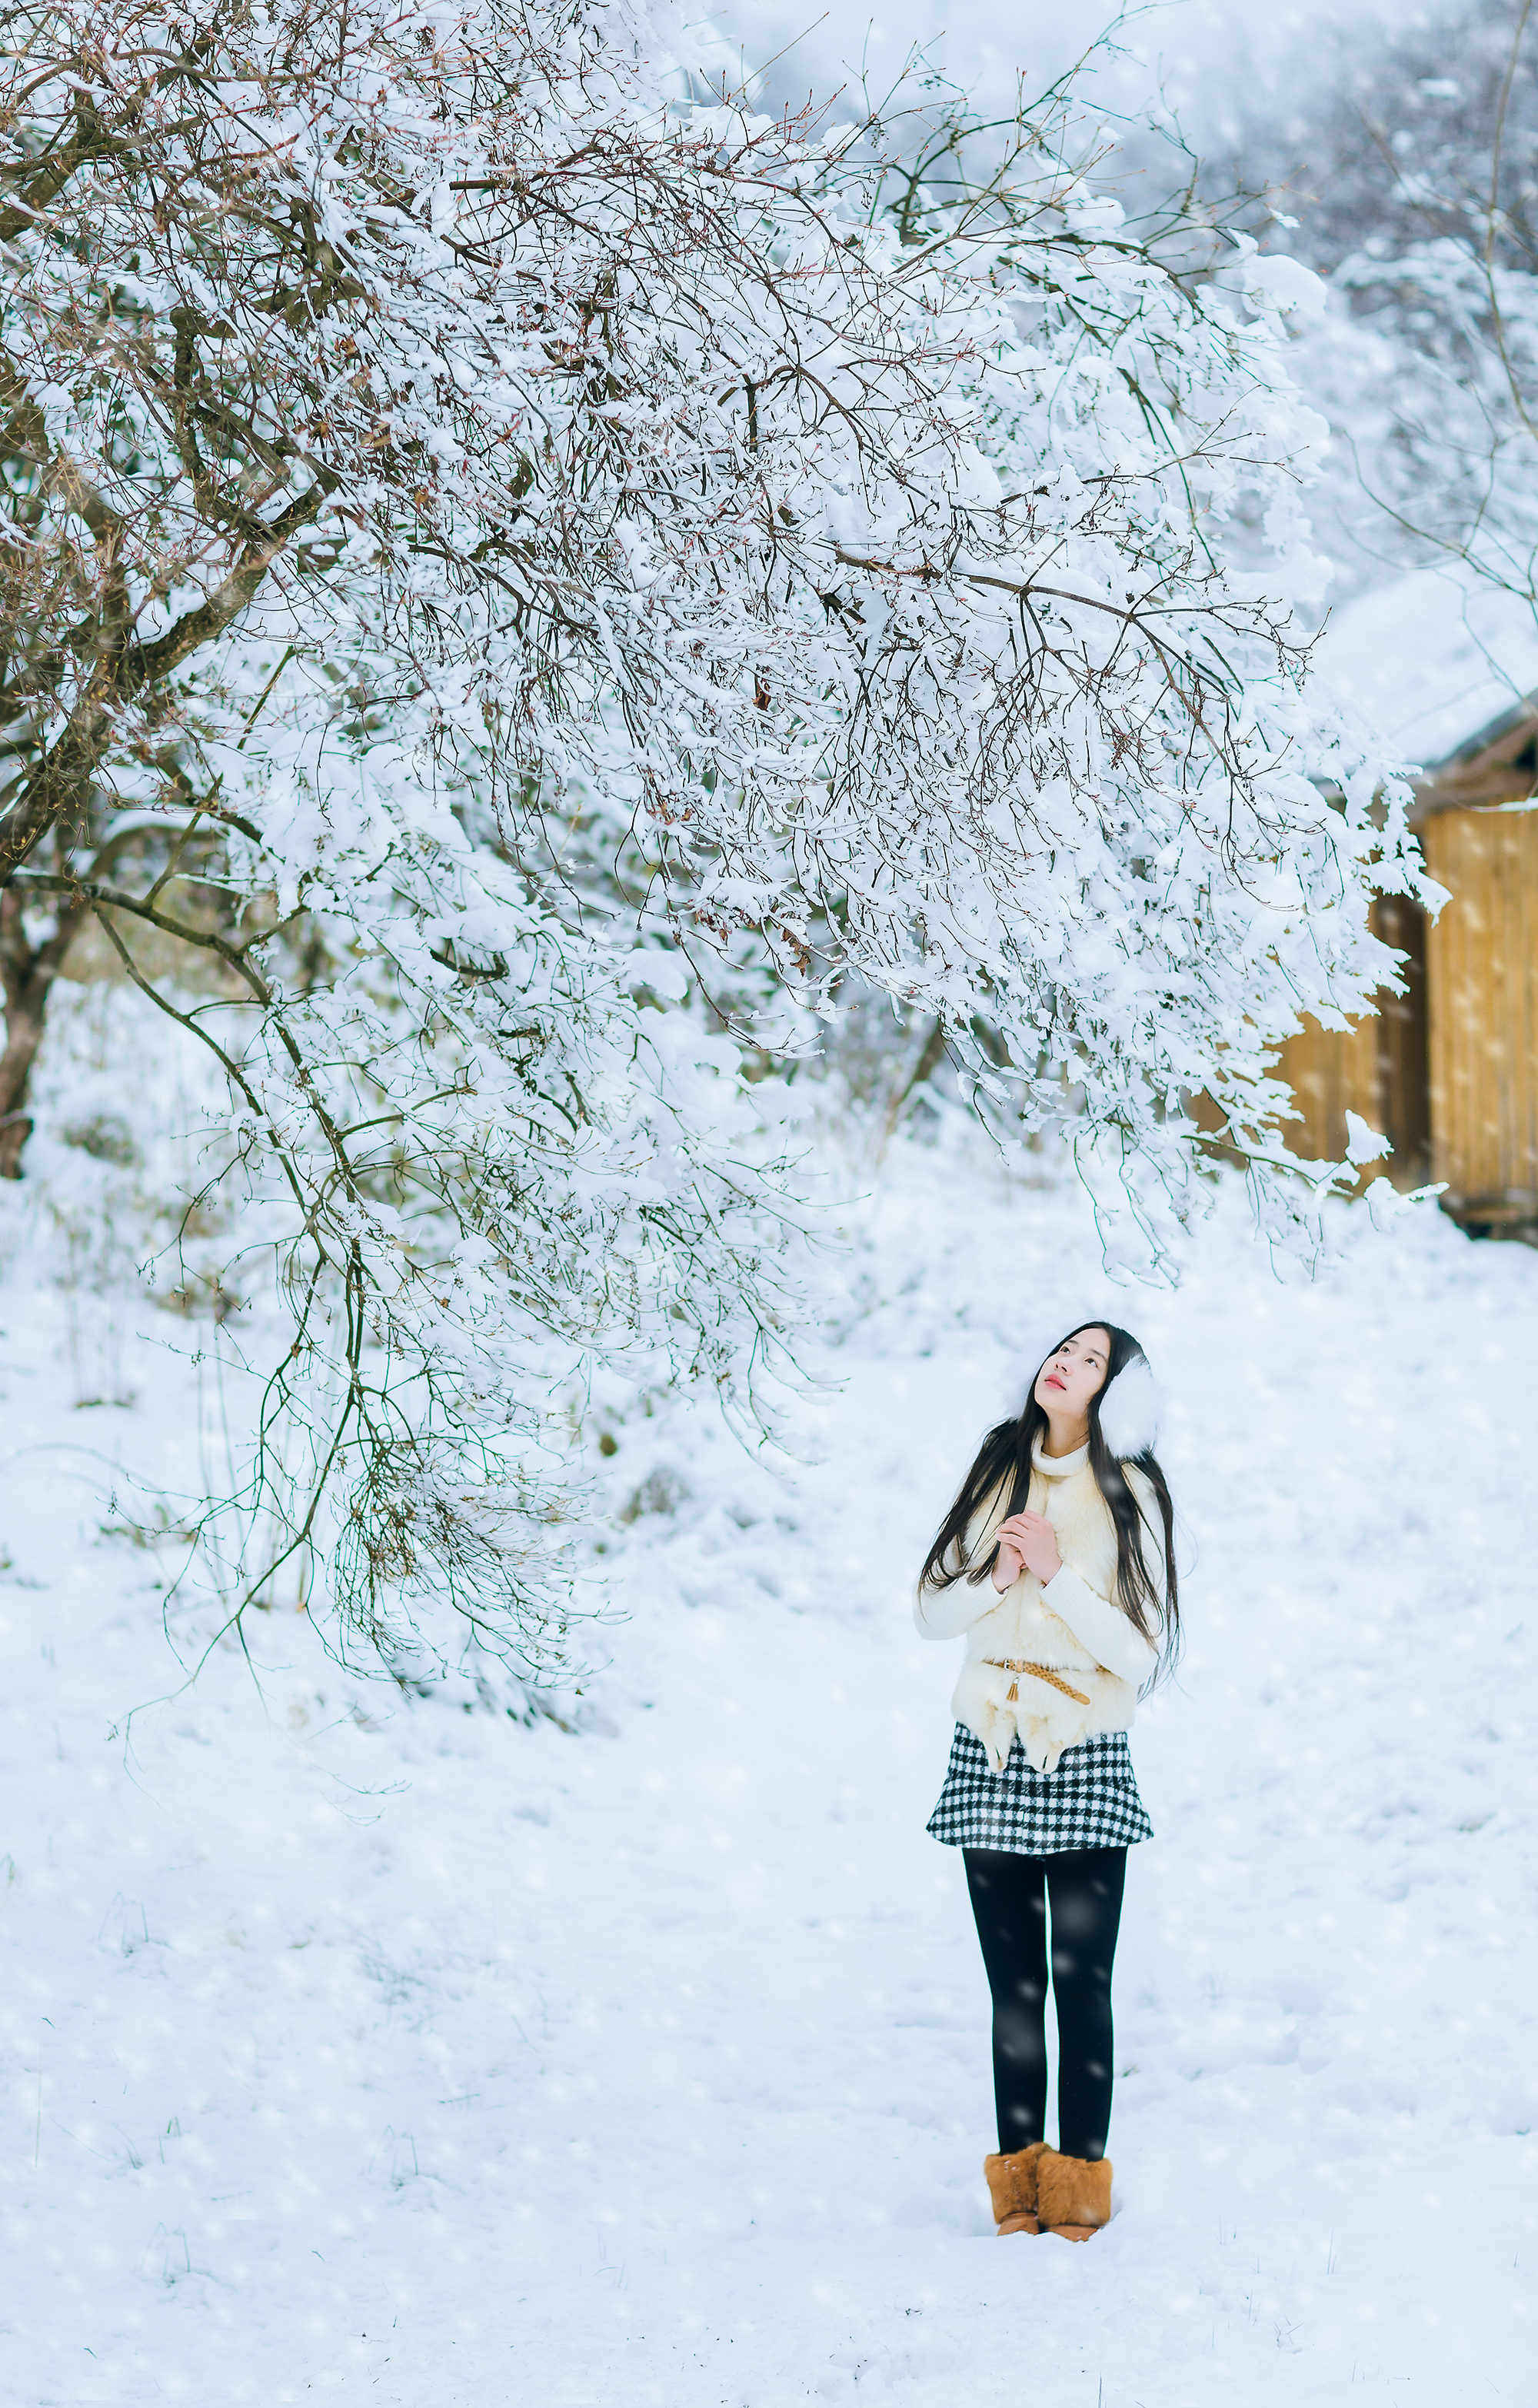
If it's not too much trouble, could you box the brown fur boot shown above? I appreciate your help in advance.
[982,2142,1046,2235]
[1036,2147,1113,2241]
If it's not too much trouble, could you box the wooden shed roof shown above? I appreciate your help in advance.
[1413,688,1538,815]
[1316,561,1538,827]
[1318,564,1538,774]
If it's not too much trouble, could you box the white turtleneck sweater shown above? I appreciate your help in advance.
[914,1439,1161,1774]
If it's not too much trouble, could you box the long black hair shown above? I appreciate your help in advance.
[920,1322,1180,1662]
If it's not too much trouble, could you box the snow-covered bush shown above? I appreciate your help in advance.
[0,0,1425,1687]
[1209,0,1538,605]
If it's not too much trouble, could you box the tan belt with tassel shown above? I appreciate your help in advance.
[985,1657,1091,1707]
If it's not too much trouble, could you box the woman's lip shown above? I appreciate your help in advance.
[1044,1373,1066,1390]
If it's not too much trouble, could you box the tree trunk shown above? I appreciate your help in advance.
[0,889,85,1178]
[877,1014,949,1154]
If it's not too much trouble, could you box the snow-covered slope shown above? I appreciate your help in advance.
[2,1141,1535,2404]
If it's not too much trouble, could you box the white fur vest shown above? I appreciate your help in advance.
[914,1440,1161,1776]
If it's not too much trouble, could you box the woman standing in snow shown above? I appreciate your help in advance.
[917,1323,1178,2242]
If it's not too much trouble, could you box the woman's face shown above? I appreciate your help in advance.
[1034,1327,1112,1426]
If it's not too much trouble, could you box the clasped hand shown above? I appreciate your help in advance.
[991,1510,1062,1591]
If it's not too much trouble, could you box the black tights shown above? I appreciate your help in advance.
[962,1845,1127,2163]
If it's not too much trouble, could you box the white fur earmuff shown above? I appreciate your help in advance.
[1097,1354,1162,1459]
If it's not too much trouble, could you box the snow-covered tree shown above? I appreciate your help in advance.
[0,0,1424,1687]
[1213,0,1538,605]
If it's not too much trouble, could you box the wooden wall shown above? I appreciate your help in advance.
[1277,893,1432,1188]
[1279,1001,1380,1168]
[1276,808,1538,1221]
[1422,806,1538,1225]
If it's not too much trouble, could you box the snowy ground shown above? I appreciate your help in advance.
[2,1136,1536,2406]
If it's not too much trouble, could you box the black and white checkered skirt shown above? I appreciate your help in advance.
[926,1723,1154,1853]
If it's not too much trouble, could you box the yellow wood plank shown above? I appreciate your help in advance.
[1423,807,1538,1213]
[1276,892,1426,1180]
